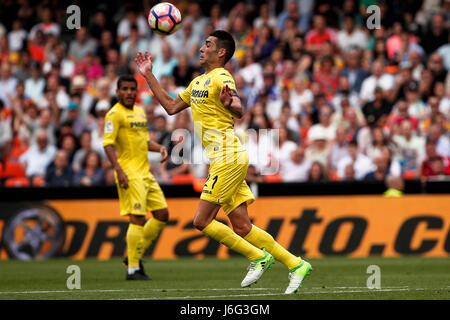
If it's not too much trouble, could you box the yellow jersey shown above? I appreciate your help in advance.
[103,102,150,179]
[179,67,245,161]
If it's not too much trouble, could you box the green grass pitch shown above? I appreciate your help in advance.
[0,257,449,300]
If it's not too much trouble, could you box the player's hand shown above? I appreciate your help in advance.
[160,146,168,163]
[116,167,129,189]
[220,85,233,108]
[135,51,153,76]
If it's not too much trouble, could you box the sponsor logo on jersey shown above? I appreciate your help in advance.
[105,120,113,133]
[191,89,209,98]
[204,79,211,87]
[130,121,148,128]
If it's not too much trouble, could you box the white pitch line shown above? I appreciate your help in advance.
[123,287,416,300]
[0,286,437,298]
[0,289,125,295]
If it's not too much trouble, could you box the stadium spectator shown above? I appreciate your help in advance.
[116,6,150,44]
[421,12,449,55]
[305,14,336,56]
[59,133,77,167]
[328,126,350,176]
[307,105,336,144]
[45,149,73,187]
[362,87,392,128]
[96,30,119,67]
[24,61,45,103]
[186,1,209,39]
[89,10,115,42]
[68,26,98,63]
[277,0,309,35]
[308,161,327,182]
[388,99,419,133]
[280,145,311,182]
[0,61,18,108]
[0,99,12,160]
[27,7,60,42]
[392,119,425,175]
[332,75,362,112]
[151,41,178,81]
[73,150,105,186]
[336,14,368,53]
[253,2,277,30]
[427,123,450,157]
[342,163,356,181]
[19,129,56,179]
[364,154,390,181]
[159,128,193,182]
[418,140,450,179]
[337,140,374,180]
[120,24,149,68]
[8,19,27,53]
[31,108,56,147]
[289,75,314,118]
[210,4,228,30]
[404,81,428,121]
[90,101,109,161]
[168,17,201,66]
[72,130,93,173]
[275,125,298,165]
[360,59,395,105]
[340,49,370,94]
[428,156,450,179]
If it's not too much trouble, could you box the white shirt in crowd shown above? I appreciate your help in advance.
[280,157,312,182]
[360,74,395,102]
[19,144,57,177]
[290,89,314,116]
[337,153,375,180]
[337,29,368,52]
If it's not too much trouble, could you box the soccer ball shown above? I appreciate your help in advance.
[148,2,182,35]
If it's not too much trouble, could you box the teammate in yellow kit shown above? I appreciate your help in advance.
[135,30,312,293]
[103,75,169,280]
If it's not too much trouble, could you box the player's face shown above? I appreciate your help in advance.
[117,81,137,108]
[199,36,220,67]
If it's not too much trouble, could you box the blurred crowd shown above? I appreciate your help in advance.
[0,0,449,188]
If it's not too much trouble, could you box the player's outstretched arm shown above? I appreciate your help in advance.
[135,51,189,115]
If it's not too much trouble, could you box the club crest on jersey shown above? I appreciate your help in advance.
[134,203,142,211]
[204,78,211,87]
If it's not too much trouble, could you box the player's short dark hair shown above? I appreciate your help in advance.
[117,75,137,90]
[209,30,235,64]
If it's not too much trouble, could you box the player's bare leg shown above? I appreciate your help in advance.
[229,202,312,293]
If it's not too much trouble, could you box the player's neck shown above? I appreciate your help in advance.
[204,63,223,74]
[120,102,134,110]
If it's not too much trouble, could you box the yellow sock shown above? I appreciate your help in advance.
[244,225,301,270]
[142,218,166,250]
[202,220,264,261]
[126,223,144,268]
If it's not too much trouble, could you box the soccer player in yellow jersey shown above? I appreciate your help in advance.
[135,30,312,293]
[103,75,170,280]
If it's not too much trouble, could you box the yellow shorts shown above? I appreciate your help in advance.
[200,151,255,215]
[116,175,168,216]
